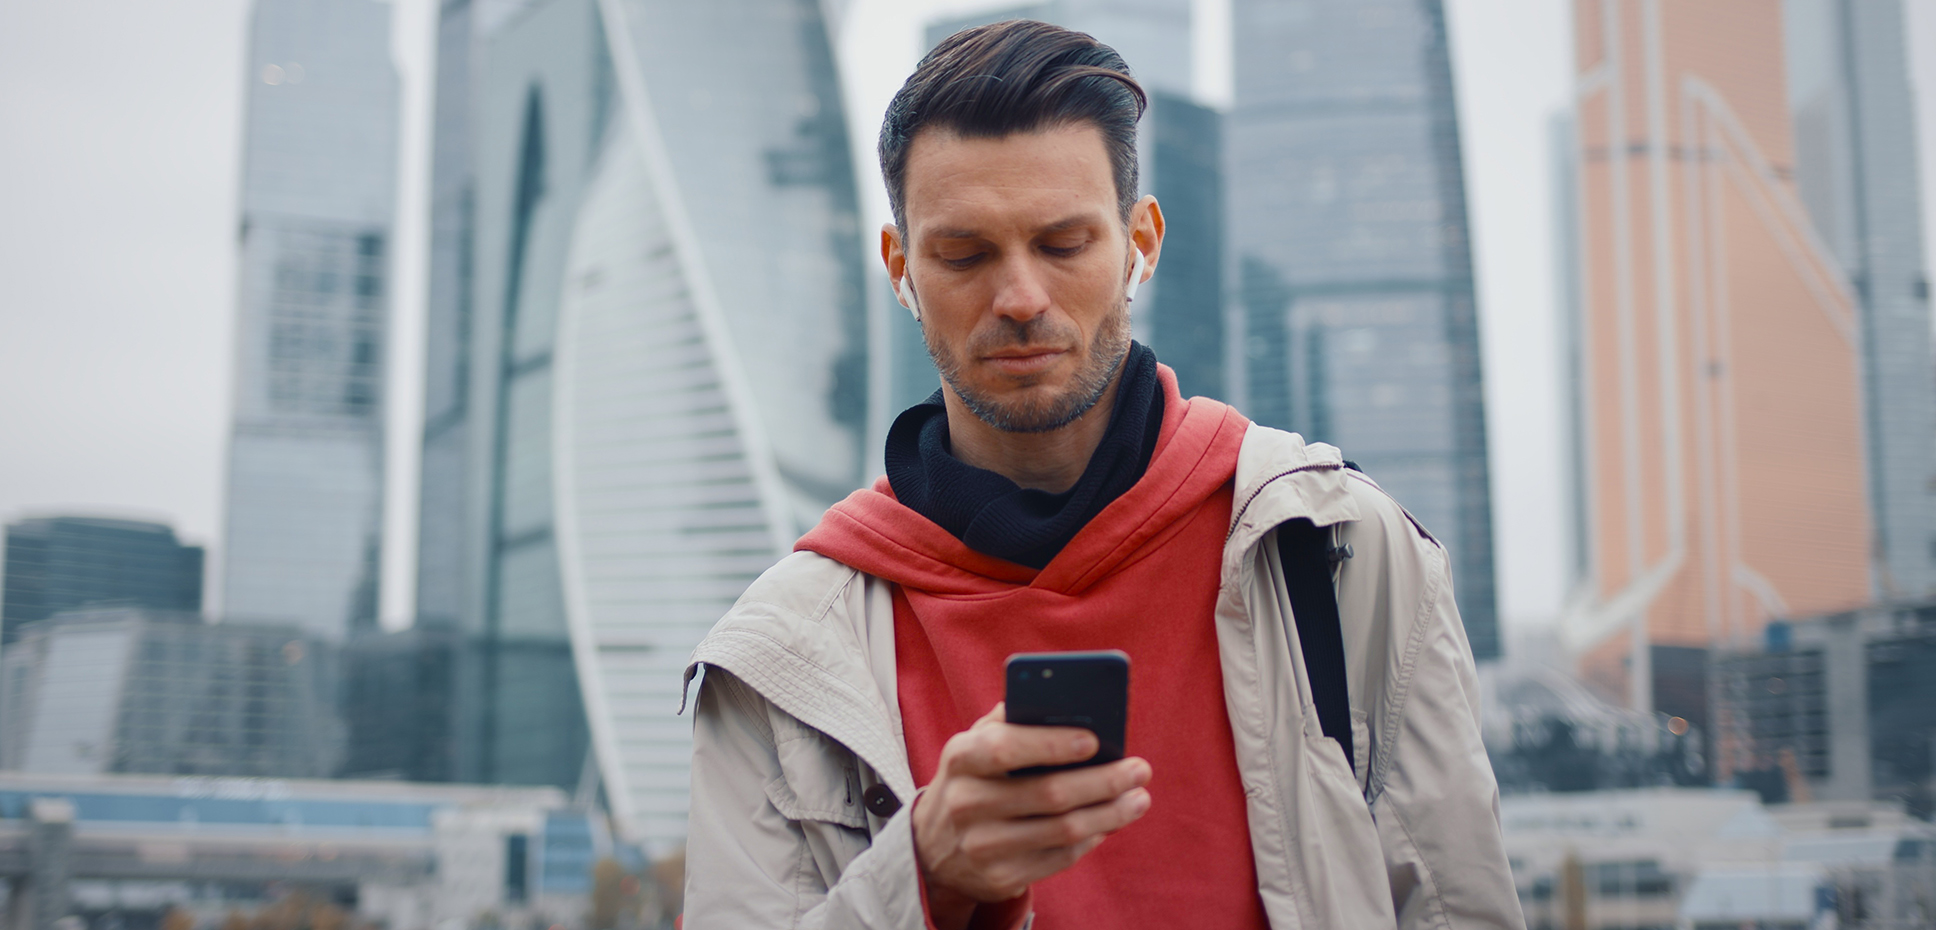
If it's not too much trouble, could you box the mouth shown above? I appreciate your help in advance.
[980,348,1068,376]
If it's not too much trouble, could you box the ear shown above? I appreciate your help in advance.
[1128,195,1164,282]
[882,223,919,318]
[881,222,908,293]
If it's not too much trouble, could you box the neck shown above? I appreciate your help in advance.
[941,367,1125,494]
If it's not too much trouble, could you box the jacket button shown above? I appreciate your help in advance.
[862,784,901,818]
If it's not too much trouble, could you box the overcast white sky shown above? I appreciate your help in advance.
[3,0,1935,635]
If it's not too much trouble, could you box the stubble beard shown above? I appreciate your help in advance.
[925,300,1132,434]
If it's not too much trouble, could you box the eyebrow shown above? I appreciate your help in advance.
[922,213,1105,242]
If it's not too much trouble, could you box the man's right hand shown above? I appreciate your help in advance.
[912,703,1153,929]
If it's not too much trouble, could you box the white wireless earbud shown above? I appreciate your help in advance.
[1125,247,1148,303]
[896,273,921,322]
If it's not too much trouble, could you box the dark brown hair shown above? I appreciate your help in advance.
[878,19,1148,232]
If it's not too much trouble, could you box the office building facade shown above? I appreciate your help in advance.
[1228,0,1496,658]
[417,0,868,851]
[222,0,397,641]
[2,517,203,646]
[0,607,342,778]
[1782,0,1936,600]
[1565,0,1872,711]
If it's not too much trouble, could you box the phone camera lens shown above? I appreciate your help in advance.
[1042,668,1054,679]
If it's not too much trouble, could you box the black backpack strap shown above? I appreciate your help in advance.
[1276,518,1353,774]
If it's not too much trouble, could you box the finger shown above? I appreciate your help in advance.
[942,722,1100,778]
[959,788,1151,865]
[980,757,1151,820]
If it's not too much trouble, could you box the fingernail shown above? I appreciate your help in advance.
[1129,789,1151,815]
[1073,735,1094,753]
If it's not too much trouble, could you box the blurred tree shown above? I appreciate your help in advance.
[590,858,626,930]
[161,908,196,930]
[652,848,685,929]
[309,902,347,930]
[1560,850,1586,930]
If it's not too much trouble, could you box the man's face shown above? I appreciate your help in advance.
[887,123,1157,433]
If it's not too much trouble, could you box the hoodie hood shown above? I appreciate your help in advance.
[797,364,1248,597]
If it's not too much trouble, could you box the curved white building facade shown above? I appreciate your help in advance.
[422,0,867,851]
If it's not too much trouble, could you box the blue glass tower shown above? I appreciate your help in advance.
[223,0,397,642]
[1227,0,1497,658]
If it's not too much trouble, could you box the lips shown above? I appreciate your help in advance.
[982,348,1067,375]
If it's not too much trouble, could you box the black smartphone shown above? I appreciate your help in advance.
[1003,650,1130,777]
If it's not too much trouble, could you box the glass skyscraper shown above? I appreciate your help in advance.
[417,0,867,851]
[923,1,1191,96]
[1138,90,1226,401]
[223,0,397,641]
[1227,0,1497,658]
[1783,0,1936,600]
[1,517,204,646]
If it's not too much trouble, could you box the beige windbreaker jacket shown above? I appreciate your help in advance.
[679,424,1525,928]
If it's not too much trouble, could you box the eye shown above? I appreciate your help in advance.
[1039,234,1090,258]
[939,251,986,269]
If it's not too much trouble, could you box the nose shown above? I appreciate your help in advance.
[988,255,1053,324]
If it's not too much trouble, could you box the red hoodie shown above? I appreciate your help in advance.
[797,367,1269,929]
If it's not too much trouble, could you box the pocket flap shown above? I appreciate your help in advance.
[762,730,868,829]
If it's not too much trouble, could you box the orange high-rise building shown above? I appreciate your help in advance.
[1566,0,1873,726]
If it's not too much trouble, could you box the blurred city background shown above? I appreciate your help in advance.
[4,0,1936,927]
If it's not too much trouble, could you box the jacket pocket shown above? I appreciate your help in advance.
[763,727,873,896]
[1290,711,1397,925]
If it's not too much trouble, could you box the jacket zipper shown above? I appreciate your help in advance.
[1226,463,1344,543]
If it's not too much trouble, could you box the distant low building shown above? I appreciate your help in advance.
[0,607,341,779]
[2,517,204,646]
[1711,601,1936,815]
[338,623,461,783]
[0,772,627,930]
[1500,788,1935,930]
[1482,634,1707,793]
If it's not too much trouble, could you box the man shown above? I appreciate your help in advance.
[680,20,1521,929]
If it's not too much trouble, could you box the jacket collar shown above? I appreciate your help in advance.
[685,551,919,799]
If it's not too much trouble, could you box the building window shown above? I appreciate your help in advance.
[504,833,529,904]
